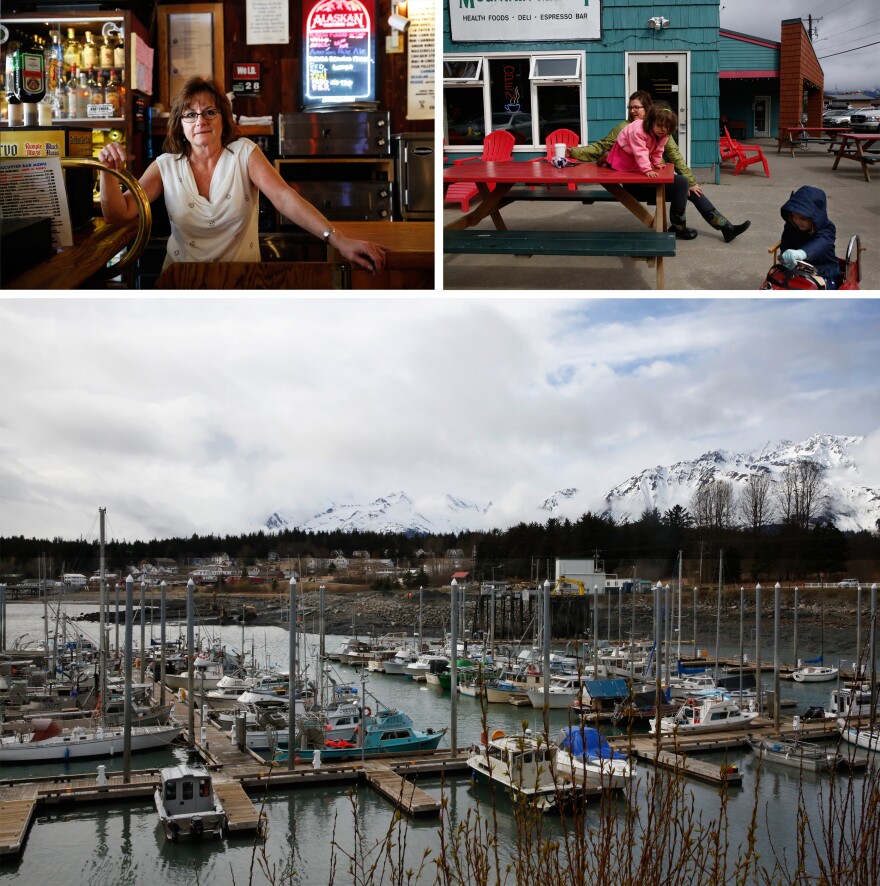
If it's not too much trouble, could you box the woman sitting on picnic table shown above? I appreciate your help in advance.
[567,90,750,243]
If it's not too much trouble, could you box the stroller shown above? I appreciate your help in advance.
[760,234,862,290]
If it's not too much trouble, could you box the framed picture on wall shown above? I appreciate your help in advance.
[157,3,225,108]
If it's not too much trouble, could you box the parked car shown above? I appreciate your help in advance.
[837,579,859,588]
[848,108,880,132]
[822,111,852,127]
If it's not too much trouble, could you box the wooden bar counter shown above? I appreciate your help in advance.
[330,221,434,290]
[4,218,138,290]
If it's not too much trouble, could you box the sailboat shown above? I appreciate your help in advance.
[791,656,839,682]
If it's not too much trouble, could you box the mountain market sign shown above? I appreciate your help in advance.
[449,0,601,42]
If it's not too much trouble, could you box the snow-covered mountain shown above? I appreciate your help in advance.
[264,492,493,536]
[594,434,878,532]
[262,436,878,536]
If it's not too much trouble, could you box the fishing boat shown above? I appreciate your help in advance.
[649,696,758,736]
[380,646,420,676]
[556,726,637,790]
[525,673,595,710]
[747,735,842,772]
[155,764,226,841]
[838,719,880,753]
[828,684,880,719]
[467,727,573,812]
[275,707,445,763]
[0,717,182,763]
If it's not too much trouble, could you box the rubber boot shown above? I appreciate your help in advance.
[668,210,698,240]
[705,210,751,243]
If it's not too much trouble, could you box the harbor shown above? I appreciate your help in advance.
[1,550,878,884]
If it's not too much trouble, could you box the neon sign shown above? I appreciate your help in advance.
[303,0,376,107]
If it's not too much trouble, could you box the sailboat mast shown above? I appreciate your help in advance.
[677,550,682,659]
[98,508,107,723]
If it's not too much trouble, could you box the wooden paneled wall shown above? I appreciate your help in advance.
[154,1,430,135]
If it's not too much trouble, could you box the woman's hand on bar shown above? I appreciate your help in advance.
[98,142,132,171]
[332,235,388,273]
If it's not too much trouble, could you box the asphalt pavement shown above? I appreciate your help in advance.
[442,138,880,292]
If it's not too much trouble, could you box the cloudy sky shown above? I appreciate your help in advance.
[720,0,878,94]
[1,297,878,542]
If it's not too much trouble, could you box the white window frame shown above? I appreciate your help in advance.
[529,55,581,81]
[442,57,484,84]
[443,51,585,152]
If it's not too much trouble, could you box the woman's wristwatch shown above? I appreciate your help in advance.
[322,227,336,244]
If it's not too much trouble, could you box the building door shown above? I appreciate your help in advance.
[627,52,689,163]
[753,96,771,138]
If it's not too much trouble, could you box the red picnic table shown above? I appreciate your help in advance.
[831,132,880,182]
[776,126,851,158]
[443,159,675,289]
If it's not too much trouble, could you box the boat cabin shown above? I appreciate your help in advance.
[159,765,216,816]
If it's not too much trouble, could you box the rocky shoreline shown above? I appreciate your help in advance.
[36,583,872,644]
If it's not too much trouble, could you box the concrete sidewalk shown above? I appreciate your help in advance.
[442,139,879,292]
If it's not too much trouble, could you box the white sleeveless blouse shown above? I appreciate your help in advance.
[156,138,261,269]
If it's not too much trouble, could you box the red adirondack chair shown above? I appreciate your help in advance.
[720,127,770,177]
[542,128,581,189]
[445,130,516,212]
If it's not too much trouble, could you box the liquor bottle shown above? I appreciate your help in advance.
[66,64,79,117]
[104,70,121,116]
[44,31,62,114]
[4,35,21,106]
[76,69,90,118]
[63,28,81,74]
[113,31,126,70]
[81,31,97,69]
[17,34,46,104]
[100,33,114,69]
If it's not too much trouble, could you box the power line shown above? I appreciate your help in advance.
[817,39,880,59]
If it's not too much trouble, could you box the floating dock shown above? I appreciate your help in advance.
[362,762,442,816]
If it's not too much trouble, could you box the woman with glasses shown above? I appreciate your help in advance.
[567,90,750,243]
[99,77,387,274]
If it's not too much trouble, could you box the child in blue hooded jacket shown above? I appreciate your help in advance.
[779,186,840,288]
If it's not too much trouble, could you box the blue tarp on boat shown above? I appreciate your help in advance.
[677,660,708,675]
[559,727,626,760]
[583,679,630,701]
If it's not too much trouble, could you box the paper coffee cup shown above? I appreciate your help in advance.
[553,143,566,159]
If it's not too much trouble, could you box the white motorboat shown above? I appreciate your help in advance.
[467,727,573,812]
[556,727,637,790]
[792,665,839,683]
[0,717,182,763]
[668,672,718,699]
[748,736,842,772]
[155,765,226,841]
[525,673,596,709]
[838,719,880,753]
[828,684,880,719]
[404,653,449,682]
[649,696,758,736]
[381,646,420,676]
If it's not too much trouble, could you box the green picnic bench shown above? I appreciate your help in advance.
[444,229,676,259]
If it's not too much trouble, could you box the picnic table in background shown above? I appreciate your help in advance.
[776,126,851,158]
[443,159,676,289]
[831,133,880,182]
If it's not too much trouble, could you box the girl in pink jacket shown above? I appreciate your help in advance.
[606,105,678,177]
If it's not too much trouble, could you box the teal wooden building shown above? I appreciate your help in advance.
[443,0,726,181]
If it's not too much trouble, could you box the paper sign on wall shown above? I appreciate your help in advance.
[407,0,434,120]
[246,0,290,44]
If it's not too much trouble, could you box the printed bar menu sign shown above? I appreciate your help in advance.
[0,157,73,248]
[302,0,375,107]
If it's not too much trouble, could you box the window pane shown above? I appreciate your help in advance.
[488,58,532,145]
[445,88,486,146]
[444,59,481,80]
[532,57,579,79]
[537,84,582,142]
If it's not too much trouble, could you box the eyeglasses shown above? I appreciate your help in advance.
[628,105,644,111]
[181,108,220,121]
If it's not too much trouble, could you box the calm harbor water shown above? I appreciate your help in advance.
[1,601,876,885]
